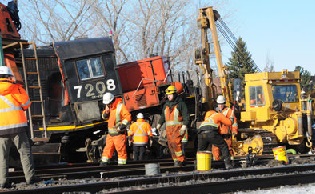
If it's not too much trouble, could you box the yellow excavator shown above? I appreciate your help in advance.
[195,6,314,156]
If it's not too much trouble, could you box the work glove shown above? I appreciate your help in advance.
[229,117,234,124]
[180,125,187,136]
[156,124,162,131]
[102,113,109,120]
[150,139,153,147]
[117,123,127,131]
[151,128,158,136]
[102,107,110,119]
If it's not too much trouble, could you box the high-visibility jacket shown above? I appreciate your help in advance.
[219,107,238,134]
[0,79,31,135]
[199,110,232,129]
[165,105,183,127]
[158,96,189,163]
[158,96,190,127]
[128,118,152,146]
[102,98,131,135]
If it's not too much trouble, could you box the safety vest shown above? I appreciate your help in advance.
[165,105,183,127]
[130,121,150,145]
[199,113,218,128]
[221,107,238,133]
[0,92,30,131]
[108,102,123,135]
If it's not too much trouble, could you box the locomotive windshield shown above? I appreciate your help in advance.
[272,85,298,102]
[76,57,104,80]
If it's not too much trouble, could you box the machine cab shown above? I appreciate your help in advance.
[241,70,301,123]
[53,38,121,124]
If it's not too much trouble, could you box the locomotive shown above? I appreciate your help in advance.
[17,38,195,164]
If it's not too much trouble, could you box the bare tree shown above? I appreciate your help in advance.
[20,0,97,44]
[89,0,130,63]
[263,52,275,72]
[18,0,231,69]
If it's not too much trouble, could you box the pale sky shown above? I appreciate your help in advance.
[219,0,315,75]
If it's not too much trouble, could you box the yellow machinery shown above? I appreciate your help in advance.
[195,6,314,155]
[238,70,313,154]
[195,6,232,108]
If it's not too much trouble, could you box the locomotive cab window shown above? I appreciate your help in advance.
[272,85,298,103]
[76,57,104,80]
[249,86,265,106]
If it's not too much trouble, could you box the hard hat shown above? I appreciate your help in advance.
[165,85,177,95]
[102,92,115,105]
[216,95,226,104]
[137,113,144,119]
[0,66,13,76]
[173,82,183,94]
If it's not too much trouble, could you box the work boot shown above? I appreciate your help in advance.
[99,162,109,167]
[224,158,233,170]
[0,182,11,189]
[27,176,42,185]
[174,161,180,167]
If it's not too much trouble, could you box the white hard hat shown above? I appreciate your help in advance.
[137,113,144,119]
[216,95,226,104]
[0,66,13,76]
[102,92,114,105]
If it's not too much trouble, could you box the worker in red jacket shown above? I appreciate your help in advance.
[157,85,190,167]
[212,95,238,161]
[198,110,233,170]
[100,92,131,166]
[0,66,40,188]
[128,113,152,161]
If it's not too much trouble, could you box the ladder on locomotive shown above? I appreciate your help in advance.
[19,42,47,139]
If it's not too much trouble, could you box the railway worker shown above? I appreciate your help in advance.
[212,95,238,161]
[128,113,153,161]
[100,92,131,166]
[198,109,233,170]
[0,66,40,188]
[156,85,190,167]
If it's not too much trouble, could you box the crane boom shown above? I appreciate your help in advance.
[196,6,232,107]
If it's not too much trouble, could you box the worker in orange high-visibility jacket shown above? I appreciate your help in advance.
[198,110,233,170]
[128,113,152,161]
[100,92,131,166]
[212,95,238,161]
[157,85,190,167]
[0,66,41,188]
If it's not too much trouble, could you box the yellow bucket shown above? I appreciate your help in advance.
[197,151,212,171]
[272,146,288,164]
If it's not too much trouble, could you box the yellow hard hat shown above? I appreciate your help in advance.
[165,85,177,95]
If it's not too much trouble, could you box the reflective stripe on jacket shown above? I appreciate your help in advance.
[165,105,183,127]
[0,79,31,133]
[220,107,238,134]
[128,118,152,145]
[199,110,232,129]
[103,98,131,135]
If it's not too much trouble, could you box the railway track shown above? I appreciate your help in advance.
[2,154,315,193]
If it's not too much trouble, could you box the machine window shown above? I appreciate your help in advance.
[249,86,265,106]
[76,57,104,80]
[272,85,298,102]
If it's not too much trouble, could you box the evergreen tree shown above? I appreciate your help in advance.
[295,66,312,91]
[226,37,258,81]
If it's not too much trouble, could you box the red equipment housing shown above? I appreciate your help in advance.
[116,56,170,111]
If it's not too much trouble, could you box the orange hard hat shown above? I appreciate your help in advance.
[172,82,183,94]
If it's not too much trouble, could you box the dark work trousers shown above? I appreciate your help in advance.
[133,145,146,161]
[197,126,230,160]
